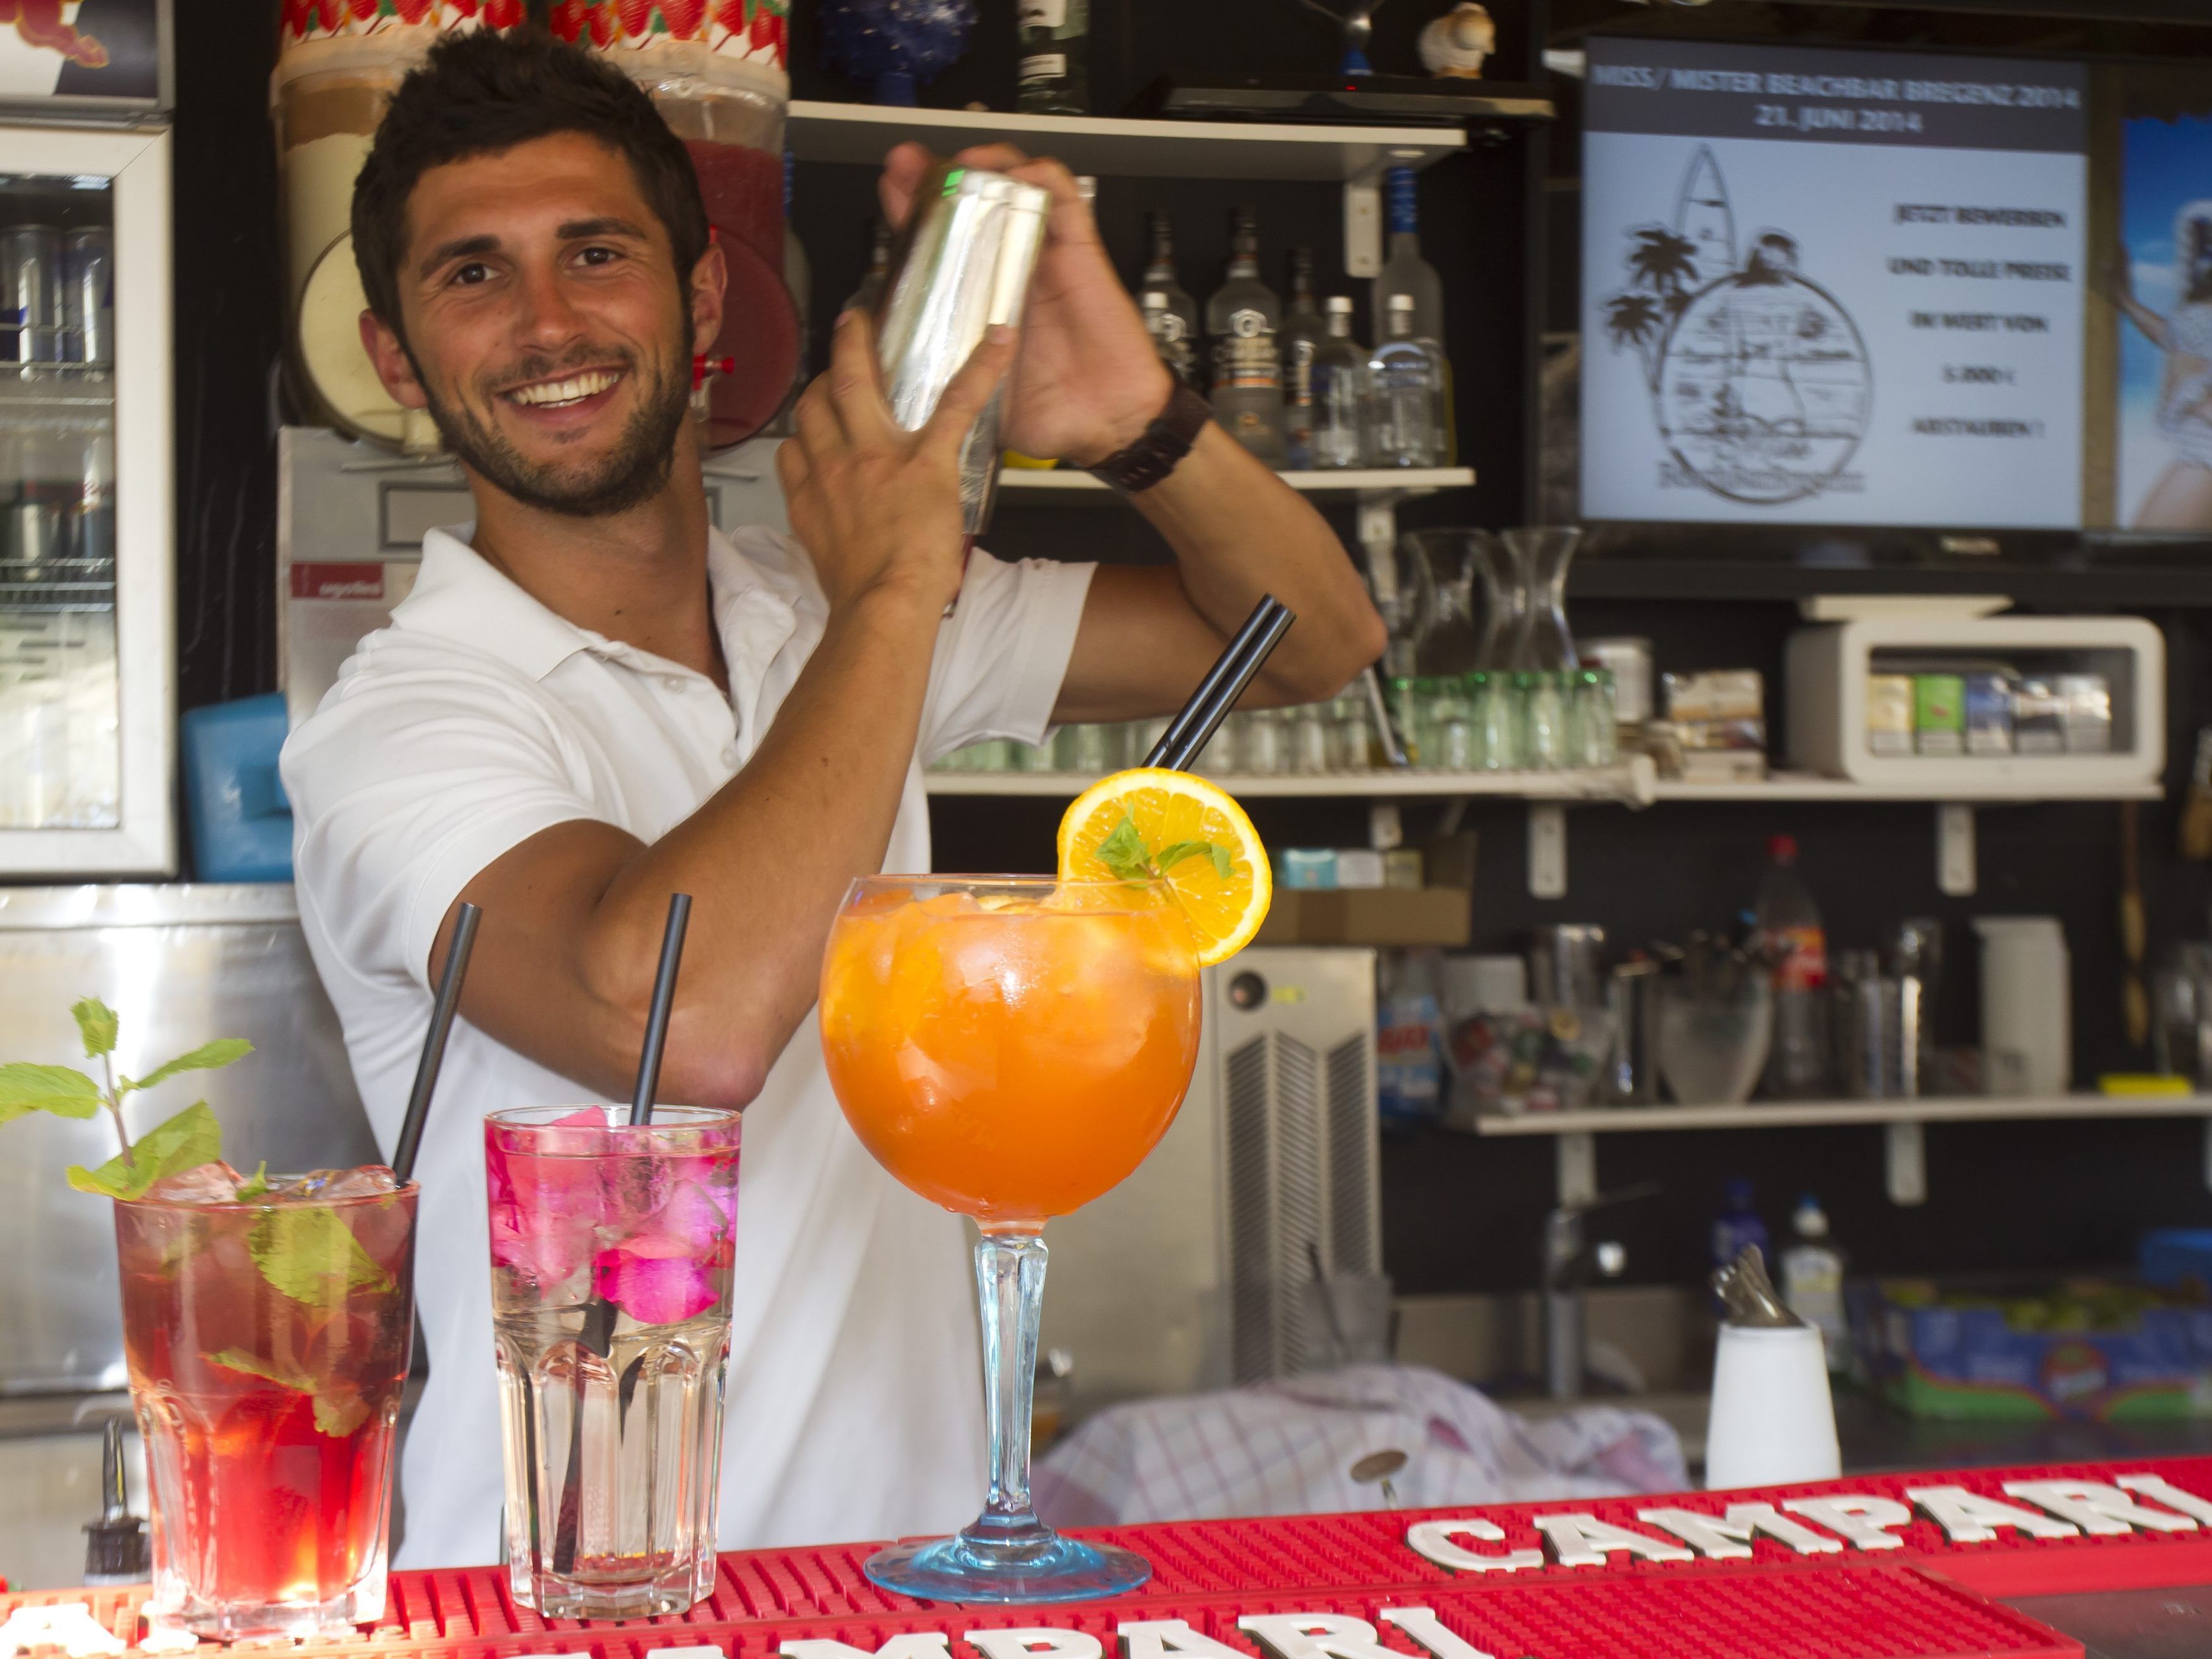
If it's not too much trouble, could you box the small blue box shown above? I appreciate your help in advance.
[2143,1230,2212,1295]
[180,692,293,883]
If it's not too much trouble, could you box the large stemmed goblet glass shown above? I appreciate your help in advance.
[819,876,1203,1601]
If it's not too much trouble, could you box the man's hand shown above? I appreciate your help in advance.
[777,307,1018,615]
[878,141,1173,468]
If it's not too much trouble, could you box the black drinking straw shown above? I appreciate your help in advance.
[391,902,481,1184]
[553,891,695,1576]
[1144,596,1296,772]
[630,891,692,1125]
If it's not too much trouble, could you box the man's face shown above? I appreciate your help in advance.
[360,130,724,517]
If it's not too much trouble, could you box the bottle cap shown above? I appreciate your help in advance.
[1324,295,1353,312]
[1724,1175,1756,1209]
[1768,833,1799,862]
[1793,1196,1830,1238]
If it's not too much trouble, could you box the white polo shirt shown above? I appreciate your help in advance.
[281,522,1094,1566]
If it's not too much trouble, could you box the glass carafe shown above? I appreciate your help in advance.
[1501,527,1582,670]
[1401,529,1501,678]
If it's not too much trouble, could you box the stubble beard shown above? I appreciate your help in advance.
[416,341,694,519]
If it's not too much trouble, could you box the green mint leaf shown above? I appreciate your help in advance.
[1154,840,1233,881]
[207,1347,313,1390]
[66,1102,224,1199]
[314,1390,371,1438]
[1094,816,1153,883]
[0,1063,102,1123]
[125,1038,253,1098]
[237,1162,270,1201]
[248,1205,394,1309]
[207,1349,370,1438]
[71,998,119,1060]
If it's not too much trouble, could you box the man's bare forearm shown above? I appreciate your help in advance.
[445,585,943,1108]
[1132,425,1385,699]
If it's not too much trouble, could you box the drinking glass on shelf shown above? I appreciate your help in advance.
[1330,690,1372,771]
[1570,668,1618,769]
[820,876,1202,1601]
[1290,701,1332,774]
[1130,716,1170,766]
[486,1105,742,1620]
[119,1174,417,1639]
[1470,670,1516,770]
[1520,670,1567,771]
[1242,706,1288,775]
[1067,721,1125,776]
[1426,676,1475,771]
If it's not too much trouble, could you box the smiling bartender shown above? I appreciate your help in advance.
[278,30,1383,1566]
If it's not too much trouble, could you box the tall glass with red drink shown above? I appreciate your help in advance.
[116,1169,417,1641]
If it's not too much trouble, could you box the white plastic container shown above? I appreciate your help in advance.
[1785,609,2163,795]
[1975,915,2071,1096]
[1704,1324,1841,1491]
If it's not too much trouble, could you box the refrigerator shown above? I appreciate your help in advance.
[0,0,175,876]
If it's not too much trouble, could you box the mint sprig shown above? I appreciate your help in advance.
[1094,814,1233,885]
[4,1000,393,1440]
[1,998,253,1199]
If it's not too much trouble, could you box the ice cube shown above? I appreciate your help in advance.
[264,1165,401,1202]
[142,1161,245,1204]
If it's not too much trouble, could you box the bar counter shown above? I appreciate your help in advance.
[9,1457,2212,1659]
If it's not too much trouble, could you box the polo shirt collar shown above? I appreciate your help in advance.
[397,526,797,714]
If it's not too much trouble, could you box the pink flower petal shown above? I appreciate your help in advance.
[593,1245,718,1323]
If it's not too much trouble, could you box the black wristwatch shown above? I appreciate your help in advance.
[1084,380,1212,494]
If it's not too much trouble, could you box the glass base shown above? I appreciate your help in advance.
[509,1551,714,1621]
[144,1579,383,1644]
[864,1521,1151,1604]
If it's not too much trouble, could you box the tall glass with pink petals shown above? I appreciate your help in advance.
[484,1105,741,1620]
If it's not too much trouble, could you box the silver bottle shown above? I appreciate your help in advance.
[875,161,1051,537]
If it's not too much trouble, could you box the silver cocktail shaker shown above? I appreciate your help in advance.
[875,160,1052,537]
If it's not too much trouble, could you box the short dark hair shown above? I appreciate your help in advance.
[351,29,709,342]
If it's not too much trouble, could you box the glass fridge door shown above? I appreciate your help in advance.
[0,123,171,875]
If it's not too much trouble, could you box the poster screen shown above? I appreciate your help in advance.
[1580,38,2089,530]
[2115,113,2212,534]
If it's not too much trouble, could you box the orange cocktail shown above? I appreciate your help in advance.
[820,881,1201,1227]
[819,876,1201,1603]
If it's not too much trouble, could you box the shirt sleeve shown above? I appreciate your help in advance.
[280,643,613,995]
[918,548,1096,763]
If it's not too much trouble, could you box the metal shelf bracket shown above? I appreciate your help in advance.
[1886,1121,1928,1206]
[1345,173,1382,279]
[1938,804,1976,897]
[1529,802,1568,898]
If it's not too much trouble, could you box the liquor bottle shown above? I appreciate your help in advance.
[1017,0,1089,115]
[1367,293,1445,467]
[1138,212,1200,380]
[1206,208,1286,465]
[843,218,893,318]
[1140,293,1195,385]
[1371,166,1445,344]
[1309,296,1372,468]
[1754,833,1831,1099]
[1280,248,1325,469]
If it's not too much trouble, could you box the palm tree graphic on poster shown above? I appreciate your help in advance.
[1602,146,1874,506]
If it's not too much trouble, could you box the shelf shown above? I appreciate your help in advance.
[924,762,2158,807]
[924,764,1646,800]
[1651,771,2164,804]
[1474,1094,2212,1136]
[786,101,1469,180]
[996,465,1475,500]
[1499,1091,2212,1208]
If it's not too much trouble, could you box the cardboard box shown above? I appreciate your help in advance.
[1254,888,1472,948]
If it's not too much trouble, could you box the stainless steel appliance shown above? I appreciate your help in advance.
[0,885,376,1393]
[1039,947,1380,1417]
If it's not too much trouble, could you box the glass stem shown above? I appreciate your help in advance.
[970,1229,1048,1537]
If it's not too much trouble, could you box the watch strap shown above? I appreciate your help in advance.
[1085,380,1211,494]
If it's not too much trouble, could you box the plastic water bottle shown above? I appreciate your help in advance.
[1754,833,1831,1098]
[1781,1194,1851,1374]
